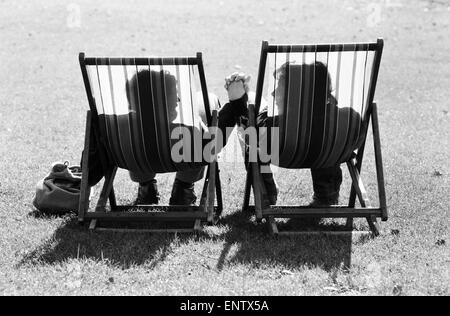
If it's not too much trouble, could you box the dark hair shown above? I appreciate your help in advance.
[125,69,177,111]
[274,61,333,95]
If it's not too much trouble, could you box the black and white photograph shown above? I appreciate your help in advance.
[0,0,448,298]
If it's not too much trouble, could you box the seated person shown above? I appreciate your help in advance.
[126,69,248,206]
[225,61,362,209]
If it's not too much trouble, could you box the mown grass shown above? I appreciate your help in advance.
[0,0,449,295]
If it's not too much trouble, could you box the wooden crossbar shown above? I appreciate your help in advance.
[84,210,209,221]
[83,57,199,66]
[267,42,379,53]
[88,219,202,234]
[245,206,383,218]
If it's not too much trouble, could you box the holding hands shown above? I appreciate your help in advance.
[224,72,251,101]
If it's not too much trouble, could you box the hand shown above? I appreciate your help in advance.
[224,72,251,101]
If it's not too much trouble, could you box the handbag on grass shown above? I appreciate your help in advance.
[33,162,82,214]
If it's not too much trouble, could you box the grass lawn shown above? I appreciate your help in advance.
[0,0,449,295]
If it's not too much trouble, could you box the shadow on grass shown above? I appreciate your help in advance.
[18,215,190,269]
[214,210,365,272]
[19,210,367,271]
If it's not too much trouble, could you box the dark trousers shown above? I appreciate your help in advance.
[311,166,342,202]
[259,164,342,202]
[129,167,205,184]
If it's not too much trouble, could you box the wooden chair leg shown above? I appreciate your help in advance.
[251,162,265,222]
[194,219,202,233]
[367,216,381,236]
[199,165,209,208]
[347,160,370,208]
[242,167,252,212]
[215,166,223,217]
[89,219,97,230]
[372,103,388,221]
[109,187,117,211]
[207,162,217,224]
[268,217,279,235]
[345,217,354,230]
[78,111,92,223]
[246,102,265,221]
[95,167,117,211]
[348,160,378,234]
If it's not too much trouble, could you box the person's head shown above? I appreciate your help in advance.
[271,61,333,109]
[126,69,178,122]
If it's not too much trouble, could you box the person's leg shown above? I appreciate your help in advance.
[129,170,160,205]
[175,167,205,183]
[296,166,342,226]
[310,165,343,206]
[169,166,206,205]
[168,91,218,206]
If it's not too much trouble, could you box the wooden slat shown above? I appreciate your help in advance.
[84,211,208,221]
[112,205,214,211]
[94,228,197,234]
[84,57,198,66]
[276,230,373,237]
[267,42,378,53]
[260,207,383,218]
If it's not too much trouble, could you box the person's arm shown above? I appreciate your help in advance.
[256,109,276,128]
[216,93,248,147]
[216,78,249,147]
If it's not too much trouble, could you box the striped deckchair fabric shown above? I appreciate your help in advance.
[82,56,214,174]
[78,53,222,232]
[263,44,377,169]
[244,39,387,236]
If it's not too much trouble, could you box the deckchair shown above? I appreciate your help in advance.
[242,39,387,236]
[78,53,223,233]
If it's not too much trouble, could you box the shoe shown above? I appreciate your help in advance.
[133,179,160,205]
[303,195,339,226]
[308,195,339,207]
[169,178,197,206]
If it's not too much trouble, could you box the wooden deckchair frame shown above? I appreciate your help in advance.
[242,39,387,236]
[78,53,223,233]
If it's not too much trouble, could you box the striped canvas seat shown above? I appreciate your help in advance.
[262,44,376,169]
[83,57,216,174]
